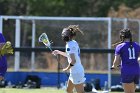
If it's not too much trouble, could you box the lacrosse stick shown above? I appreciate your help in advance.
[38,33,69,76]
[38,33,61,66]
[38,33,53,51]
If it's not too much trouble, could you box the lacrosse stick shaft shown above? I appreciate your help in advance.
[49,47,53,52]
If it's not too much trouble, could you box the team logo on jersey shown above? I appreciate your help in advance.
[67,48,70,51]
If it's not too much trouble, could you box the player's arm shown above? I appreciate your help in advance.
[0,43,5,49]
[63,53,76,71]
[0,43,5,56]
[111,55,121,69]
[138,53,140,63]
[52,50,67,57]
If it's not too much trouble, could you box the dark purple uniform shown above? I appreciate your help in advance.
[115,42,140,84]
[0,33,7,77]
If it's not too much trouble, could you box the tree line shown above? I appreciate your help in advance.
[0,0,139,17]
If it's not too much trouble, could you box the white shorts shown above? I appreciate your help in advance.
[69,72,86,84]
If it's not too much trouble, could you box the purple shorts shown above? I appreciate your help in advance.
[121,74,139,84]
[0,66,7,77]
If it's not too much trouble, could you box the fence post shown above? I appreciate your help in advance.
[108,17,112,90]
[31,20,36,71]
[14,19,21,71]
[0,16,3,33]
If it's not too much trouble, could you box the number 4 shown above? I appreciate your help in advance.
[128,48,135,59]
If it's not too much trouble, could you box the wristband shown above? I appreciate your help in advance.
[70,63,74,66]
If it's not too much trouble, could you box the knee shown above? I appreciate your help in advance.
[66,88,73,93]
[77,90,85,93]
[0,76,4,81]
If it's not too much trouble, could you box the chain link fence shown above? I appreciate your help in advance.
[1,16,140,72]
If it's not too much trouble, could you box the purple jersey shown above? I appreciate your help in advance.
[115,42,140,75]
[115,42,140,84]
[0,33,7,72]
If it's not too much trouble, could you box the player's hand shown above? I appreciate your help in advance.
[111,65,115,70]
[111,65,121,70]
[138,57,140,62]
[6,46,14,54]
[0,41,14,56]
[52,50,60,55]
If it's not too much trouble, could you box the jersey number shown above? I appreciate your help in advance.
[128,48,135,59]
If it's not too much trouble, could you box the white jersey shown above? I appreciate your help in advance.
[65,40,84,74]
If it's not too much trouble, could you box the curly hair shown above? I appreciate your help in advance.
[112,28,133,47]
[67,25,84,35]
[61,25,84,41]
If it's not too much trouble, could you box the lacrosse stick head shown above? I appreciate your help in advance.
[38,33,51,48]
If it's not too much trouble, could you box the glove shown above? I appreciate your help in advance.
[1,41,14,55]
[0,41,14,56]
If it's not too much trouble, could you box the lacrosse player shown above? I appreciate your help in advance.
[52,25,86,93]
[0,33,13,81]
[111,28,140,93]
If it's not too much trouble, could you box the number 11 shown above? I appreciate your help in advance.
[128,48,135,59]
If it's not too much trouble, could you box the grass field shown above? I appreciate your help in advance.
[0,87,136,93]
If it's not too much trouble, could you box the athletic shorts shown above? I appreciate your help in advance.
[121,74,139,84]
[0,66,7,77]
[69,72,86,84]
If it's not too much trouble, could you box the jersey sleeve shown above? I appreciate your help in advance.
[115,45,122,56]
[135,42,140,53]
[0,33,6,43]
[66,43,77,54]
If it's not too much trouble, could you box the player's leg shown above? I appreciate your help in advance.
[131,74,140,93]
[0,76,4,80]
[66,79,75,93]
[73,73,85,93]
[121,73,138,93]
[68,72,86,93]
[75,83,85,93]
[123,82,135,93]
[0,67,7,81]
[123,74,140,93]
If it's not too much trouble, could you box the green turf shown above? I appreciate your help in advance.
[0,87,138,93]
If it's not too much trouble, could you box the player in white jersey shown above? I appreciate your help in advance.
[52,25,86,93]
